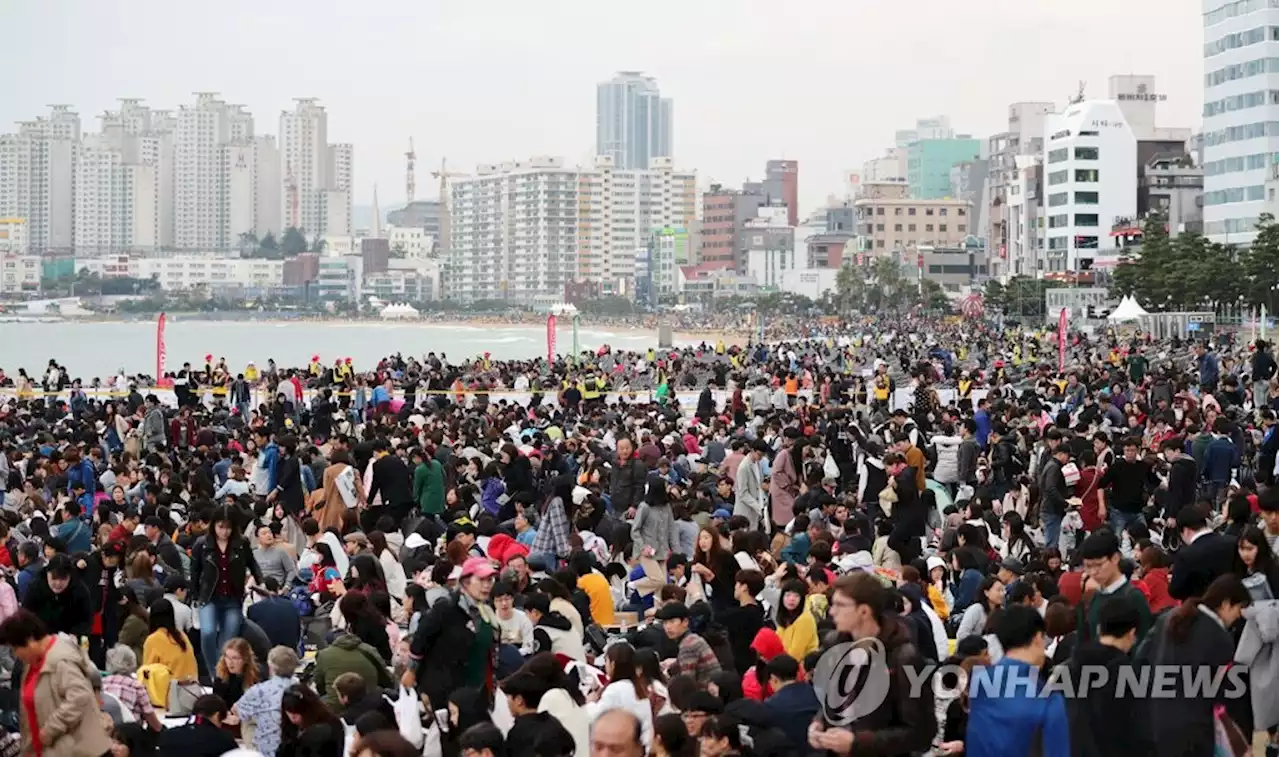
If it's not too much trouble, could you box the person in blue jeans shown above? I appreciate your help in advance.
[191,505,264,674]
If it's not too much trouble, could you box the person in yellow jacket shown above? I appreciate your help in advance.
[244,361,259,383]
[142,601,199,684]
[776,580,819,661]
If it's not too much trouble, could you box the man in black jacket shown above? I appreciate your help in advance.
[1065,597,1155,757]
[267,435,305,517]
[1038,444,1071,550]
[1161,437,1198,518]
[22,554,92,636]
[365,438,413,531]
[1169,505,1239,600]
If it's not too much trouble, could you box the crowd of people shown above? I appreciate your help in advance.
[0,315,1276,757]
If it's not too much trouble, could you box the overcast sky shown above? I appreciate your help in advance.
[4,0,1202,214]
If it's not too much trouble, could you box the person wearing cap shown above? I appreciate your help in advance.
[656,602,721,685]
[404,556,500,709]
[996,557,1025,588]
[734,441,768,531]
[343,531,372,558]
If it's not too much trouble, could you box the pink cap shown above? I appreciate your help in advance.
[460,557,497,580]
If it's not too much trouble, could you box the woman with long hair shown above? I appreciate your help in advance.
[517,652,589,756]
[634,648,670,718]
[775,578,819,661]
[956,576,1004,643]
[190,505,262,674]
[586,642,654,747]
[1234,524,1279,600]
[1148,574,1253,756]
[125,550,159,605]
[142,598,198,682]
[213,637,260,708]
[335,590,393,663]
[279,683,344,757]
[444,687,492,757]
[1000,511,1036,562]
[368,530,407,601]
[117,590,150,663]
[698,714,745,757]
[691,525,738,612]
[347,554,388,596]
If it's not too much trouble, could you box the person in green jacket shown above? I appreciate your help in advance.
[412,448,446,518]
[312,631,393,708]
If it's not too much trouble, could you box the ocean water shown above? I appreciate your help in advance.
[0,319,665,379]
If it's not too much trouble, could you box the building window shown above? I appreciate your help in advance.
[1075,169,1099,182]
[876,224,885,231]
[1074,235,1099,249]
[926,208,935,216]
[958,224,966,232]
[925,224,934,232]
[908,224,917,232]
[1048,192,1069,207]
[1048,170,1069,185]
[939,208,948,216]
[1074,147,1100,160]
[1048,236,1068,250]
[876,239,885,248]
[1074,213,1099,226]
[1075,191,1099,204]
[894,207,903,215]
[958,208,966,216]
[1049,214,1069,228]
[1048,148,1069,163]
[894,224,903,231]
[908,207,917,216]
[940,224,949,232]
[876,207,885,215]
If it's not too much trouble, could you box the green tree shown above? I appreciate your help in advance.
[1243,213,1278,310]
[238,231,259,257]
[310,237,327,254]
[389,243,407,259]
[260,231,279,254]
[280,227,308,257]
[835,263,865,315]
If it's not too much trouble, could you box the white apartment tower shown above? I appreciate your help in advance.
[279,98,327,237]
[323,142,353,236]
[175,93,238,250]
[0,106,80,253]
[1200,0,1279,243]
[579,156,696,294]
[1041,100,1137,272]
[449,158,581,304]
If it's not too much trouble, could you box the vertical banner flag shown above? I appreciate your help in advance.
[1057,307,1068,373]
[546,314,557,364]
[156,312,167,382]
[757,313,765,344]
[571,314,581,357]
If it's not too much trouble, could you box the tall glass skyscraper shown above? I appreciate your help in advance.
[1200,0,1279,244]
[597,72,673,170]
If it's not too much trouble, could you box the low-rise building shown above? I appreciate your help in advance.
[854,197,973,255]
[129,257,285,290]
[316,255,364,302]
[0,255,41,294]
[0,219,29,256]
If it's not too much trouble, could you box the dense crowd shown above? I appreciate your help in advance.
[0,315,1276,757]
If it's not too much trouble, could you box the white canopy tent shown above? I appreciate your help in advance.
[1108,296,1149,323]
[380,303,420,320]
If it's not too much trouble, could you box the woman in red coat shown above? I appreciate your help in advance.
[1136,545,1177,613]
[1074,450,1104,533]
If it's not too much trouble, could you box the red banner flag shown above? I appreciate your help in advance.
[156,312,167,382]
[546,314,557,363]
[1057,307,1068,373]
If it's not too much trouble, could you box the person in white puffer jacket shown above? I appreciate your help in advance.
[585,643,654,748]
[931,426,962,486]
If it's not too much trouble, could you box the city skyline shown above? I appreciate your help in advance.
[3,0,1203,213]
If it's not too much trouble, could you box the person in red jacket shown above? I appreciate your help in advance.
[169,406,199,450]
[1136,545,1177,613]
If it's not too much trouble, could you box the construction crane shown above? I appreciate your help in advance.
[285,160,300,229]
[405,138,416,203]
[431,158,467,255]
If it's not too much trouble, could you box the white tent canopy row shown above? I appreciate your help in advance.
[1108,295,1150,322]
[380,303,420,319]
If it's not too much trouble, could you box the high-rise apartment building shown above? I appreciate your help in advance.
[449,157,580,304]
[0,106,80,253]
[907,137,981,199]
[699,188,767,272]
[174,93,239,250]
[1200,0,1279,243]
[985,101,1055,277]
[597,72,673,170]
[447,156,695,304]
[579,156,696,292]
[279,99,351,239]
